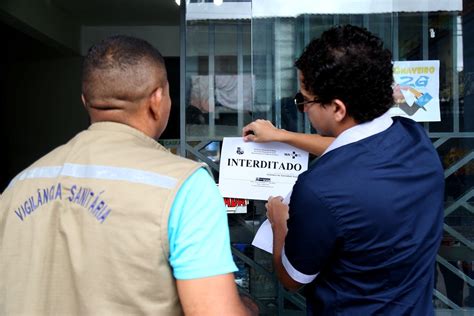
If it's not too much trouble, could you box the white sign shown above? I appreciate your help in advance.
[219,138,308,201]
[251,191,292,254]
[252,219,273,253]
[389,60,440,122]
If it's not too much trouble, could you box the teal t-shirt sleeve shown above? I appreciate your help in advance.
[168,167,238,280]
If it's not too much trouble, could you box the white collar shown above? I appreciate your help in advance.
[321,111,393,156]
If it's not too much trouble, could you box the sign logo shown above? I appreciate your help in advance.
[284,151,300,159]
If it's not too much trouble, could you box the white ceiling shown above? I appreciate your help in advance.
[51,0,180,26]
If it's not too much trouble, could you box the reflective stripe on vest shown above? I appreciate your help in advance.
[8,163,178,189]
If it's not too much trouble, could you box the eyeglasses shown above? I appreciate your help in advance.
[294,92,321,113]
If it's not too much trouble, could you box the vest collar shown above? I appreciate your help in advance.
[88,122,168,152]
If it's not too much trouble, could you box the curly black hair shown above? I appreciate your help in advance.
[295,25,394,123]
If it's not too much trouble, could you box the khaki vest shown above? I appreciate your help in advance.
[0,122,202,315]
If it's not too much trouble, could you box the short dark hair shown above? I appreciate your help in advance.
[295,25,393,123]
[82,35,166,105]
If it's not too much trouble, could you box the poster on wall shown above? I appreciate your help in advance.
[389,60,440,122]
[218,137,308,201]
[224,197,249,214]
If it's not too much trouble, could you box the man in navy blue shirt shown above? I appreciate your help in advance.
[263,25,444,315]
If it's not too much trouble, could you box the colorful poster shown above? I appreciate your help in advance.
[224,197,249,214]
[389,60,440,122]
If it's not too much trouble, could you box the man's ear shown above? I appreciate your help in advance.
[81,94,87,109]
[148,87,163,121]
[332,99,347,122]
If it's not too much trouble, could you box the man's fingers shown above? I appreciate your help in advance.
[244,134,256,142]
[268,196,283,204]
[242,124,254,136]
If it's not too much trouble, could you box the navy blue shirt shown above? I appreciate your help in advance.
[284,117,444,315]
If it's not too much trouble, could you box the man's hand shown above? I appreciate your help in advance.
[242,120,285,143]
[265,196,289,233]
[242,120,334,157]
[266,196,303,291]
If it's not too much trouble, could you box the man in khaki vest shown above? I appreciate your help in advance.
[0,35,253,315]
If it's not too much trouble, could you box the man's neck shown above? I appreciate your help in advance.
[332,117,358,138]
